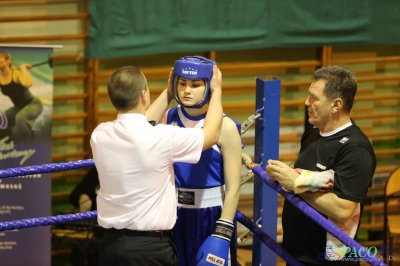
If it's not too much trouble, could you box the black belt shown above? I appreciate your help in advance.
[106,228,172,238]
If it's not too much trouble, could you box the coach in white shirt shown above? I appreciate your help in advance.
[90,65,223,266]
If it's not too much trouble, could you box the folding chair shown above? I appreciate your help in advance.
[383,166,400,265]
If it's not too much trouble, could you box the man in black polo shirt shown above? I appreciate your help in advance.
[267,66,376,265]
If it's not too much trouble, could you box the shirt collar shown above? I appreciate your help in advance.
[117,113,147,122]
[320,121,352,137]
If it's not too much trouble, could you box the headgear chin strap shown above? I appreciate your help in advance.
[172,56,216,108]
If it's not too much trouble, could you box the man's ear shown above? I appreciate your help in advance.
[332,98,343,113]
[141,89,147,103]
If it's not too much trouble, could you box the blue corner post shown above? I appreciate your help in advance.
[252,76,281,265]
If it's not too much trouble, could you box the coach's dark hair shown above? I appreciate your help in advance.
[312,66,357,113]
[107,66,147,112]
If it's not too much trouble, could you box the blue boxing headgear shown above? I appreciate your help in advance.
[172,56,216,108]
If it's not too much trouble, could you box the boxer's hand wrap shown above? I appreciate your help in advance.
[211,218,234,242]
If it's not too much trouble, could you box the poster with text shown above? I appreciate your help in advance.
[0,45,55,266]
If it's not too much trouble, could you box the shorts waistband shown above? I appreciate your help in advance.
[105,228,172,238]
[176,186,225,209]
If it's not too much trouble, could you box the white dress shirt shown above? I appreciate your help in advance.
[90,113,204,230]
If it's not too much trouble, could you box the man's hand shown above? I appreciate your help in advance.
[167,67,174,100]
[210,65,222,94]
[266,159,299,192]
[79,194,92,212]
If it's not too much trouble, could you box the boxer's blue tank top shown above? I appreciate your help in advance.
[166,106,240,189]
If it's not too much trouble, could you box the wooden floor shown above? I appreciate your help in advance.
[237,248,289,266]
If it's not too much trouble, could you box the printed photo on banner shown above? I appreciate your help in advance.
[0,47,53,167]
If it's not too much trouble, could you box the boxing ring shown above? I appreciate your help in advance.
[0,76,388,266]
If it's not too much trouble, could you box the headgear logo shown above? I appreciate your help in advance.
[182,68,197,75]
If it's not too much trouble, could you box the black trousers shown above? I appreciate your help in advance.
[99,229,178,266]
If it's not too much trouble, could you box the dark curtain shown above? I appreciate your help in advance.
[86,0,400,59]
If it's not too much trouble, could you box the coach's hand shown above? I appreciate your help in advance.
[210,65,222,94]
[266,159,299,192]
[167,67,174,100]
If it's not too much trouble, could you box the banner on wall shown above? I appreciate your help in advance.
[0,44,62,266]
